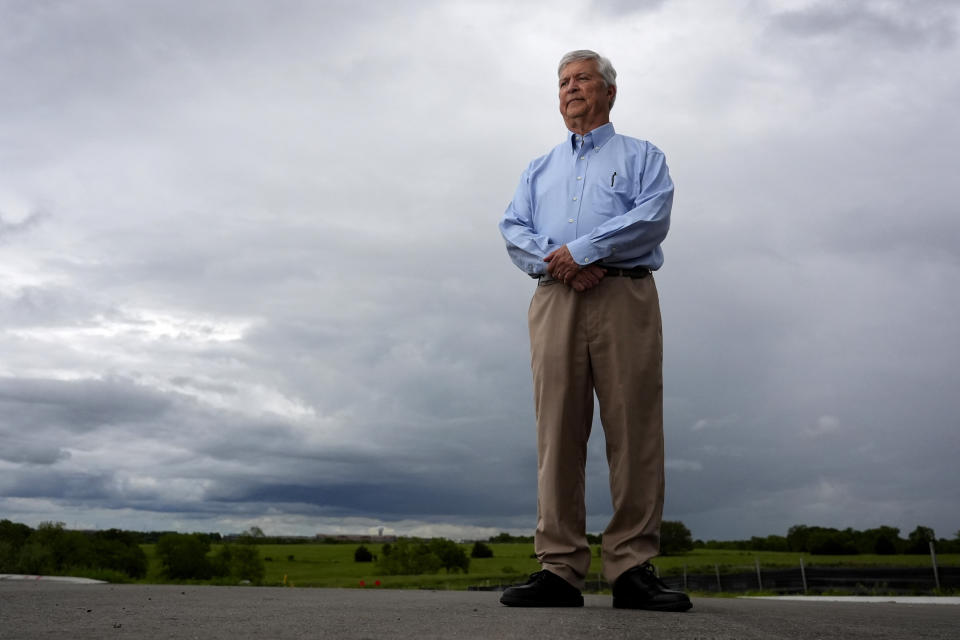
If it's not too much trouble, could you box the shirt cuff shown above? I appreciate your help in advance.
[566,236,600,266]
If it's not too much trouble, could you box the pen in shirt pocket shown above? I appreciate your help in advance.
[610,171,617,187]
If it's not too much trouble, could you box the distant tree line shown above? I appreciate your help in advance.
[155,531,265,584]
[353,539,497,575]
[0,520,147,580]
[373,538,470,575]
[487,532,535,544]
[6,518,955,586]
[353,538,486,576]
[486,522,960,557]
[696,525,960,555]
[485,522,694,556]
[0,520,266,584]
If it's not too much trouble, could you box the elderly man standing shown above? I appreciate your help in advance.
[498,50,691,612]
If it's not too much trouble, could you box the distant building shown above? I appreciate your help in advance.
[315,533,397,543]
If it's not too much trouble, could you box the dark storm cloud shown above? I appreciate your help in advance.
[1,0,958,541]
[213,479,533,518]
[0,442,70,466]
[0,468,111,500]
[0,364,535,522]
[0,377,172,432]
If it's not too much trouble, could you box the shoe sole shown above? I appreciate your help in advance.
[612,598,692,612]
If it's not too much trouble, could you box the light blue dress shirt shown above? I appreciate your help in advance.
[499,122,673,276]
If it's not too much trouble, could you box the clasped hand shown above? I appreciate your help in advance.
[544,246,605,292]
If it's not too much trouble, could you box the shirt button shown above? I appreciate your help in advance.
[568,218,574,223]
[576,176,582,180]
[572,197,578,201]
[579,156,585,160]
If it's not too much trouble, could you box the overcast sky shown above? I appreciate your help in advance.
[2,0,958,542]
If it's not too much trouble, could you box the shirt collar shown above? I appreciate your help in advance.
[568,122,616,154]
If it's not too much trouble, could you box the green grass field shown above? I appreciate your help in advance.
[258,542,548,590]
[139,542,957,590]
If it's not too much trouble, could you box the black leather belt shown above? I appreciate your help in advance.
[595,265,651,278]
[536,265,651,282]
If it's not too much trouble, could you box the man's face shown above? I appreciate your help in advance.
[558,59,614,126]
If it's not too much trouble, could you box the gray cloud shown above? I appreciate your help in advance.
[770,1,956,50]
[0,377,172,432]
[0,0,957,542]
[588,0,669,18]
[0,442,70,466]
[0,209,47,240]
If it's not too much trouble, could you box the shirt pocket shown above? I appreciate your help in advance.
[588,168,636,217]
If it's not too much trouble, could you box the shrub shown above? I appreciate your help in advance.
[430,539,469,574]
[906,526,936,554]
[212,543,265,584]
[91,529,147,578]
[874,536,898,555]
[156,533,214,580]
[808,530,858,555]
[660,521,694,555]
[377,538,442,575]
[17,542,54,575]
[0,520,32,571]
[354,545,374,562]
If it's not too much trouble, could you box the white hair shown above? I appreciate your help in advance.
[557,50,618,108]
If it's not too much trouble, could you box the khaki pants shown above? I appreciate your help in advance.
[528,275,664,589]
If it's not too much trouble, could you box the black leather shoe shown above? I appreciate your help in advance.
[500,570,584,607]
[612,563,692,612]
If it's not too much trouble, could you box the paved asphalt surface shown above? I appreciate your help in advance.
[1,582,957,639]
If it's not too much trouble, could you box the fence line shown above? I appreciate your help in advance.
[654,565,958,595]
[470,544,955,594]
[470,564,957,595]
